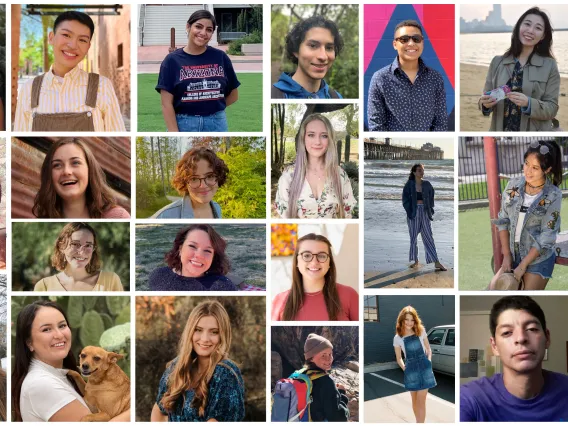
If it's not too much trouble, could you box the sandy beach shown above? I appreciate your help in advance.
[460,63,568,131]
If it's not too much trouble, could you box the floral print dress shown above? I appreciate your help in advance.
[274,165,357,218]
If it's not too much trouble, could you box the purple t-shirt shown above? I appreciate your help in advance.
[156,46,240,116]
[460,370,568,421]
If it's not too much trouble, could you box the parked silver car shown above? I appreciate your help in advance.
[427,325,455,376]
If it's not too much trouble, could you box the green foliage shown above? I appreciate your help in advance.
[136,137,266,219]
[11,223,130,291]
[342,161,359,181]
[216,146,266,218]
[106,295,129,316]
[135,296,266,421]
[115,305,130,325]
[137,73,263,131]
[236,5,262,34]
[12,296,131,377]
[80,310,105,347]
[227,30,262,55]
[271,5,359,98]
[100,323,130,352]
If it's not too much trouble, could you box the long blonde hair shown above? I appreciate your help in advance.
[287,114,346,218]
[160,300,232,416]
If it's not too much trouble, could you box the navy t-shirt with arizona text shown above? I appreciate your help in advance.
[156,46,240,116]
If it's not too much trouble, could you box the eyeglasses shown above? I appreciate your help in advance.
[188,175,218,189]
[395,35,424,44]
[529,140,550,155]
[299,252,330,263]
[68,242,95,253]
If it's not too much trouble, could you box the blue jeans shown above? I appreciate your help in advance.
[513,249,556,280]
[176,110,228,132]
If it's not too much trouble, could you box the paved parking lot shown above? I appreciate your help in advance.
[364,368,455,423]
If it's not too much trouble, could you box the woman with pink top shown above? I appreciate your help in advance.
[32,138,130,218]
[271,233,358,321]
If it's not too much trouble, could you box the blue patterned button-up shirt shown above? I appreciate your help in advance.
[367,57,448,131]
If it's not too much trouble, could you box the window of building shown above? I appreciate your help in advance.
[364,296,379,322]
[118,43,124,68]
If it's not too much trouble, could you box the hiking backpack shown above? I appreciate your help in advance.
[271,368,327,422]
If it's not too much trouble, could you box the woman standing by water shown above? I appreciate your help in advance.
[402,164,446,271]
[490,140,562,290]
[394,306,436,423]
[479,7,560,131]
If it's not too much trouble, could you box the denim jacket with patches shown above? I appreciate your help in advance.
[492,176,561,265]
[402,179,435,220]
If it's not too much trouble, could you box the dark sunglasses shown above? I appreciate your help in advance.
[395,35,424,44]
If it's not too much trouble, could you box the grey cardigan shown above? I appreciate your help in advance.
[151,195,221,219]
[402,179,435,220]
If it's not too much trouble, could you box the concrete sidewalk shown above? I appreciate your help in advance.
[137,45,263,73]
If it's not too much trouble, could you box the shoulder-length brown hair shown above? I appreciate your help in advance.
[51,222,101,274]
[171,147,229,196]
[32,138,118,218]
[160,300,232,416]
[396,306,424,337]
[282,233,343,321]
[164,224,230,275]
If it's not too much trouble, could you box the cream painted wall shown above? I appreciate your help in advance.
[461,296,568,384]
[271,223,359,301]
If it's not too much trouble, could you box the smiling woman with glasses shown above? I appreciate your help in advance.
[34,222,123,291]
[271,233,358,321]
[490,140,563,290]
[152,147,229,219]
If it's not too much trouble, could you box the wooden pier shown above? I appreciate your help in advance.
[364,139,444,160]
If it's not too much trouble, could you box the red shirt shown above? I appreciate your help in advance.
[271,283,359,321]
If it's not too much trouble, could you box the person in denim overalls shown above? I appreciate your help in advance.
[490,140,563,290]
[394,306,437,423]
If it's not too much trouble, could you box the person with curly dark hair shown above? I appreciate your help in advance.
[272,15,344,99]
[151,147,229,219]
[148,224,238,291]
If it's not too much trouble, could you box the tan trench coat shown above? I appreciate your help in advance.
[481,53,560,131]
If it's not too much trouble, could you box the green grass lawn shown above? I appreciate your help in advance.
[137,73,263,132]
[459,199,568,290]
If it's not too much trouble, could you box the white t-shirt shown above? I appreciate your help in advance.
[514,192,539,243]
[393,330,427,358]
[20,358,89,422]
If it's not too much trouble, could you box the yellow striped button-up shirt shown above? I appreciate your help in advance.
[14,66,126,132]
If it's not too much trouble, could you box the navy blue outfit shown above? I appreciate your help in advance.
[273,72,342,99]
[156,358,245,422]
[148,266,238,291]
[156,47,240,116]
[367,57,447,131]
[402,335,436,391]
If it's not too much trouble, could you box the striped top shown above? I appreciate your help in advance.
[14,66,126,132]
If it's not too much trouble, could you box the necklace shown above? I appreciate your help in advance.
[526,181,545,189]
[308,168,325,181]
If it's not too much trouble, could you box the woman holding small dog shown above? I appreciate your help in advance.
[12,300,130,422]
[151,300,245,422]
[31,138,130,219]
[34,222,124,291]
[490,140,563,290]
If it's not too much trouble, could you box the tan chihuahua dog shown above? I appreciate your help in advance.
[68,346,131,422]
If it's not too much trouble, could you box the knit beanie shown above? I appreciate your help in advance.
[304,333,333,360]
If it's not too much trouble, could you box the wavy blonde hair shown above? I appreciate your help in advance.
[287,114,346,218]
[160,300,232,416]
[396,305,424,337]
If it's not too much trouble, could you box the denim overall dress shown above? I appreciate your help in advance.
[403,335,437,391]
[30,72,99,131]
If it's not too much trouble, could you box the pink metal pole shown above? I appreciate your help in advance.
[484,137,503,272]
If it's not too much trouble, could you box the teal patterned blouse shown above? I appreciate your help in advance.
[156,358,245,422]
